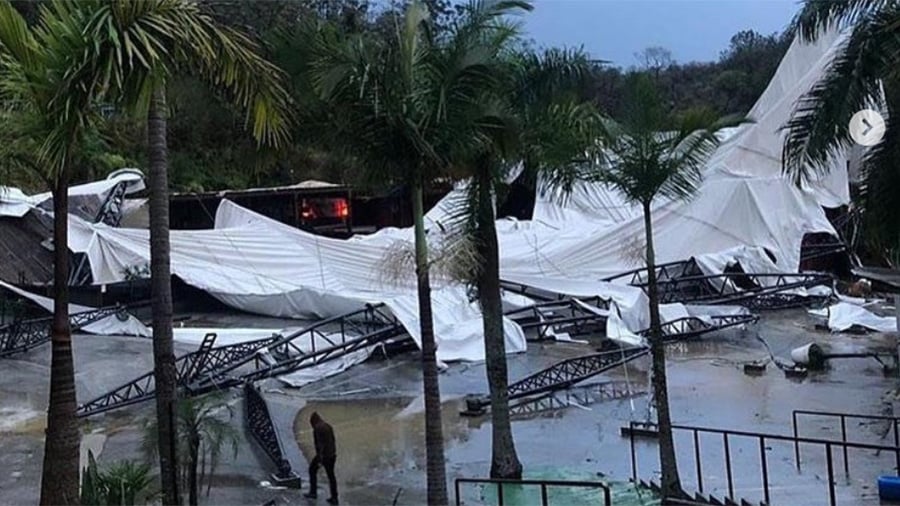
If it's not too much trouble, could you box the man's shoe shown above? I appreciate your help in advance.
[303,492,318,499]
[326,498,339,505]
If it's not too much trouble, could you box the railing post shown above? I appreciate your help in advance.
[894,419,900,476]
[694,429,703,493]
[826,443,836,506]
[604,487,611,506]
[540,483,548,506]
[759,436,770,505]
[455,480,461,506]
[497,482,504,506]
[840,415,849,478]
[630,422,637,482]
[724,433,734,499]
[793,411,801,471]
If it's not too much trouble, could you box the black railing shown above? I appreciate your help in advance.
[454,477,611,506]
[792,409,900,476]
[628,421,900,506]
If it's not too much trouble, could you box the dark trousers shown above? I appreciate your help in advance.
[309,455,338,499]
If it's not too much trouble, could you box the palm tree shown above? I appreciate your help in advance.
[143,394,240,506]
[592,74,745,499]
[66,3,292,502]
[0,3,103,502]
[302,1,531,501]
[783,0,900,266]
[454,46,600,479]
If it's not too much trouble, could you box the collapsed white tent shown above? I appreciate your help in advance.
[63,29,850,360]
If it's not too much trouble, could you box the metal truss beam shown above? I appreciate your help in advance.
[504,297,610,341]
[77,332,280,417]
[78,303,408,417]
[192,304,405,392]
[507,346,649,403]
[631,272,833,307]
[509,380,646,419]
[244,382,299,484]
[602,259,703,285]
[652,313,759,341]
[0,305,131,358]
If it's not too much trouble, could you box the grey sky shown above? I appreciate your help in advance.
[520,0,801,67]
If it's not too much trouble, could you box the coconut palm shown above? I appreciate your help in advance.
[783,0,900,266]
[0,2,104,502]
[302,1,531,501]
[62,2,292,502]
[591,74,745,499]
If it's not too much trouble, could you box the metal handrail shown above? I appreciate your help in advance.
[454,477,611,506]
[792,409,900,477]
[627,421,900,506]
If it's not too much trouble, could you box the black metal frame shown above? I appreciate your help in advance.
[77,332,280,417]
[191,303,405,391]
[244,382,296,480]
[509,380,646,419]
[601,259,702,285]
[78,303,408,417]
[0,304,133,358]
[652,313,758,340]
[506,347,649,403]
[454,477,611,506]
[630,271,834,307]
[627,421,900,506]
[504,297,610,341]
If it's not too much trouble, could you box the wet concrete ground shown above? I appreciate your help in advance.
[0,308,897,505]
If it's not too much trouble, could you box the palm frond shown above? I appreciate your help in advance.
[792,0,892,41]
[782,6,899,183]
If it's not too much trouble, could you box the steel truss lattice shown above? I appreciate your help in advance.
[0,305,131,358]
[78,303,407,417]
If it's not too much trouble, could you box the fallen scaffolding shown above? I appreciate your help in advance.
[503,296,611,341]
[463,346,650,416]
[77,304,405,417]
[632,272,834,308]
[0,304,132,358]
[77,333,280,417]
[508,380,646,419]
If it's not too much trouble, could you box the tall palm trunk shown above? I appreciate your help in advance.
[188,432,200,506]
[475,167,521,480]
[40,175,80,505]
[412,183,448,506]
[642,201,683,499]
[148,85,180,505]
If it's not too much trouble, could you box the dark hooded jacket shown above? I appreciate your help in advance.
[310,412,336,460]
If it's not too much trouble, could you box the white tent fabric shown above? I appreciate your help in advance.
[0,170,146,219]
[809,302,897,333]
[64,29,847,360]
[70,201,527,362]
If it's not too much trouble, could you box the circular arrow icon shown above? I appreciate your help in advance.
[849,109,886,146]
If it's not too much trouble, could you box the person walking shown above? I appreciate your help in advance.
[304,412,338,505]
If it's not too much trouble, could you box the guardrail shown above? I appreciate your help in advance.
[627,421,900,505]
[792,409,900,476]
[454,477,611,506]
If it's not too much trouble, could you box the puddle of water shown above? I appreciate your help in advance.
[466,468,661,506]
[294,396,473,486]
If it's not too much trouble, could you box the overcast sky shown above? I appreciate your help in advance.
[520,0,801,67]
